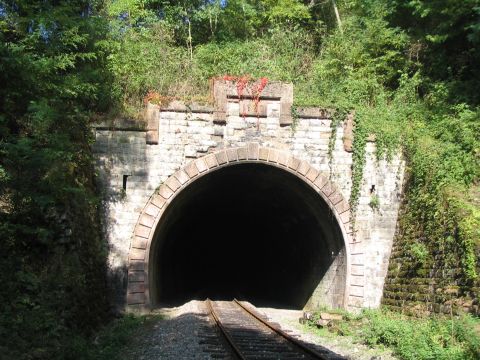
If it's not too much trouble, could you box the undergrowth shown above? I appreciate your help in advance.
[305,309,480,360]
[70,314,150,360]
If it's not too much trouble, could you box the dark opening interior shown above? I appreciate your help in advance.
[150,163,345,309]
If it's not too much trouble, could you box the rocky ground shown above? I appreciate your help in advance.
[120,300,397,360]
[259,307,397,360]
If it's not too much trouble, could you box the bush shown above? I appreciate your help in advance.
[363,310,479,360]
[305,309,480,360]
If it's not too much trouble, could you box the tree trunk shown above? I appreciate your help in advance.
[332,0,343,34]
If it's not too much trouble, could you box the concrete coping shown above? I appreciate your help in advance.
[294,107,334,119]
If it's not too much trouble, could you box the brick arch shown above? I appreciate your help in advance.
[126,143,362,311]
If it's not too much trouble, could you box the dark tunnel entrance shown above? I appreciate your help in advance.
[149,163,346,309]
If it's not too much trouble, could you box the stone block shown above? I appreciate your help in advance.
[247,143,259,160]
[316,319,331,328]
[135,225,151,239]
[351,254,364,265]
[204,154,218,168]
[351,265,365,276]
[229,117,247,130]
[145,103,159,145]
[128,282,145,293]
[349,241,364,254]
[297,161,310,176]
[128,261,145,271]
[259,147,269,161]
[184,145,197,158]
[127,292,146,305]
[165,176,181,192]
[145,204,160,217]
[349,285,364,297]
[328,191,343,205]
[320,312,343,321]
[267,103,280,118]
[321,181,335,197]
[131,236,147,249]
[306,167,320,182]
[184,161,199,178]
[313,174,328,189]
[174,170,190,185]
[129,248,146,260]
[195,159,208,173]
[279,102,293,126]
[226,148,238,162]
[277,152,288,166]
[227,102,239,116]
[151,195,167,209]
[350,275,365,286]
[339,210,351,224]
[348,295,364,308]
[128,271,145,282]
[287,156,300,171]
[158,185,174,199]
[240,99,268,117]
[213,126,225,137]
[213,111,226,124]
[215,150,228,165]
[267,149,279,163]
[139,214,155,228]
[237,147,247,160]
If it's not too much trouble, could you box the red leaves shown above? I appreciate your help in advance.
[252,77,269,117]
[220,75,269,123]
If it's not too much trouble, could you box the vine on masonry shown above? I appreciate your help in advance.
[251,77,268,129]
[222,75,269,127]
[349,111,368,214]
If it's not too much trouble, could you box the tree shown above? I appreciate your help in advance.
[0,1,111,357]
[388,0,480,104]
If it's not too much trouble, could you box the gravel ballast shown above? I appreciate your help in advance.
[121,301,397,360]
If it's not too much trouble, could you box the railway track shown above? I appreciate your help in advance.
[205,299,346,360]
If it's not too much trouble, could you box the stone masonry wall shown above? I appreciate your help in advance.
[383,209,480,316]
[92,81,405,311]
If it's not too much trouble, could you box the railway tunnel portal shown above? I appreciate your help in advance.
[150,161,347,309]
[92,80,405,312]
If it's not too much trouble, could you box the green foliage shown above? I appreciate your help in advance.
[64,314,149,360]
[306,309,480,360]
[387,0,480,104]
[196,28,316,81]
[450,196,479,280]
[109,25,317,111]
[369,193,380,211]
[409,242,429,266]
[362,310,480,360]
[0,0,111,358]
[107,23,204,112]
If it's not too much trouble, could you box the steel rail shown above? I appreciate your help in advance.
[233,298,330,360]
[206,298,245,360]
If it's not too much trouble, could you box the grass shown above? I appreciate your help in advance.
[65,313,162,360]
[303,308,480,360]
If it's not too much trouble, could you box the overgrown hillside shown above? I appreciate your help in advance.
[0,0,478,358]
